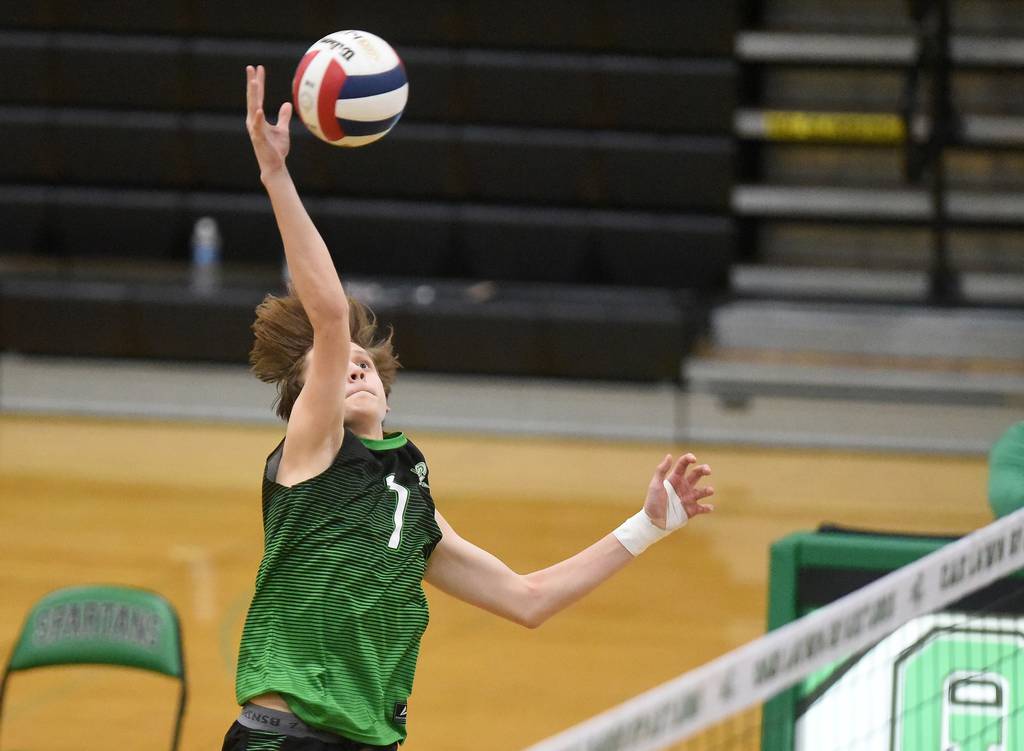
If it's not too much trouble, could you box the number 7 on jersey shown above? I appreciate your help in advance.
[385,474,409,549]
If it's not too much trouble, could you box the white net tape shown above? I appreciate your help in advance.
[523,507,1024,751]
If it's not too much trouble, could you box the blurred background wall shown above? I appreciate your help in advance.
[0,0,1020,451]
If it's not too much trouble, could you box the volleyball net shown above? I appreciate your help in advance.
[524,507,1024,751]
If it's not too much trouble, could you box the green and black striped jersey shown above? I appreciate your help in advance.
[235,429,443,746]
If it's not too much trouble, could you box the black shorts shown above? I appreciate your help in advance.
[222,718,399,751]
[223,721,320,750]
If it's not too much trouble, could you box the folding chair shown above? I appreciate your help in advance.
[0,585,186,750]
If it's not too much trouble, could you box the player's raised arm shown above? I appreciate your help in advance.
[425,454,715,628]
[246,64,350,484]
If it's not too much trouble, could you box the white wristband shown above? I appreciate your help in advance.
[613,480,688,556]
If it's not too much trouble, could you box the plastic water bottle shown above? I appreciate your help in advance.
[190,216,221,295]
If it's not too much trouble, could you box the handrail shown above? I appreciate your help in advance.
[903,0,959,303]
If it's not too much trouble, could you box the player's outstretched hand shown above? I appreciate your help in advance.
[643,453,715,529]
[245,64,292,178]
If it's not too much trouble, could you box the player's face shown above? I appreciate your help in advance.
[344,344,388,426]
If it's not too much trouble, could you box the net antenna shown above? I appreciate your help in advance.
[522,507,1024,751]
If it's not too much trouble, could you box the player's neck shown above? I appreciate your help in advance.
[346,418,385,441]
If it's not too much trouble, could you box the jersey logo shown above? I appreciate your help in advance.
[393,702,408,725]
[413,462,430,489]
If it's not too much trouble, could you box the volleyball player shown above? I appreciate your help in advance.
[223,65,716,751]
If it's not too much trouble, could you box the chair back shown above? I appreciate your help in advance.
[1,585,186,750]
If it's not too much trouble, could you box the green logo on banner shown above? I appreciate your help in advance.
[893,626,1024,750]
[794,615,1024,750]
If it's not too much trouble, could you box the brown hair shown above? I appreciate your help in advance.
[249,291,399,421]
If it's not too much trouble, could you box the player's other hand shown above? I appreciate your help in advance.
[643,453,715,529]
[245,64,292,179]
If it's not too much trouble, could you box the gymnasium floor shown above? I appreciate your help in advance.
[0,414,990,750]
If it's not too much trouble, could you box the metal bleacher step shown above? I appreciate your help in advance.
[682,301,1024,452]
[685,356,1024,407]
[706,300,1024,361]
[736,31,1024,68]
[757,0,1024,37]
[732,185,1024,223]
[731,265,1024,305]
[682,299,1024,452]
[735,108,1024,148]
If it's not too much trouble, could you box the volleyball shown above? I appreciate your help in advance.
[291,30,408,147]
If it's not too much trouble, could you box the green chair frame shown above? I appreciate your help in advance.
[0,585,187,750]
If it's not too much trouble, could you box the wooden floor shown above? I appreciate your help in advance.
[0,414,991,750]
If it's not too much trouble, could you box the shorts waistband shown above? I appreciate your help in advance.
[237,704,397,750]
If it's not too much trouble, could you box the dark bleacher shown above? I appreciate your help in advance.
[0,2,737,379]
[8,1,737,53]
